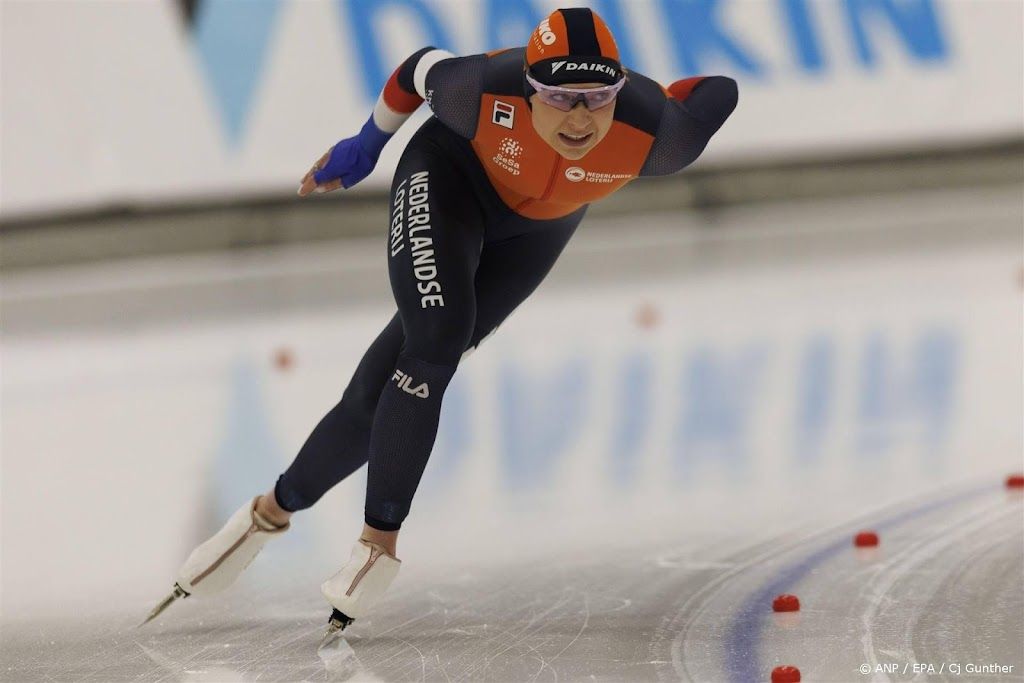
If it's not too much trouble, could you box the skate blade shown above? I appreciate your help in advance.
[138,584,188,627]
[318,624,344,649]
[317,609,353,649]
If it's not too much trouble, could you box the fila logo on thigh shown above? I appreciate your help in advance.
[492,100,515,129]
[392,369,430,398]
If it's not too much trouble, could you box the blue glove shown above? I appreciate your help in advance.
[312,117,392,189]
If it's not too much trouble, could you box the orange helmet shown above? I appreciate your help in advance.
[525,8,623,87]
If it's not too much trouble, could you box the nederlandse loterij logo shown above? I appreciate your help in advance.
[392,370,429,398]
[492,100,515,129]
[565,167,632,183]
[565,166,585,182]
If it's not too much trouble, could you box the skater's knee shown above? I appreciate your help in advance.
[403,316,474,366]
[340,380,383,421]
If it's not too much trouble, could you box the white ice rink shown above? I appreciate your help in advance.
[2,187,1022,682]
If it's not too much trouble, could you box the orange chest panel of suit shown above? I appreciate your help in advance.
[470,93,654,218]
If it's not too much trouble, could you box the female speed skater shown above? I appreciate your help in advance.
[145,7,738,641]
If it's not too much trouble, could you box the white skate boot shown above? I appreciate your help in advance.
[141,496,289,625]
[319,539,401,642]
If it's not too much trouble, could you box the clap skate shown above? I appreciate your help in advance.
[319,539,401,646]
[140,496,289,625]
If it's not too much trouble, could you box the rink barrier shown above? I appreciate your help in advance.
[2,141,1022,269]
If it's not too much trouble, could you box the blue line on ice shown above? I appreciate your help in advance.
[723,483,995,683]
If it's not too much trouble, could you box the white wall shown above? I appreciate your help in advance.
[2,0,1022,218]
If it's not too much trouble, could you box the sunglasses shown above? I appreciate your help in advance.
[525,71,626,112]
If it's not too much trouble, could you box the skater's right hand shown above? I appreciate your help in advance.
[298,116,394,197]
[298,136,375,197]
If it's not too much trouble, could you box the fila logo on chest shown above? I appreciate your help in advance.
[492,100,515,129]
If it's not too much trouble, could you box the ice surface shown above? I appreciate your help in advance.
[2,485,1021,682]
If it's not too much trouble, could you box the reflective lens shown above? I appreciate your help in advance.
[526,72,625,112]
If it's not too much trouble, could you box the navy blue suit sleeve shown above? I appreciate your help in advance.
[423,55,488,140]
[640,76,738,177]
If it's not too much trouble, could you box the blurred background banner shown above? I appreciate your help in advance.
[2,0,1022,218]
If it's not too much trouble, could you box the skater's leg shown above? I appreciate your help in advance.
[271,314,404,513]
[464,214,582,356]
[361,210,584,541]
[343,217,582,559]
[363,147,485,536]
[321,144,484,625]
